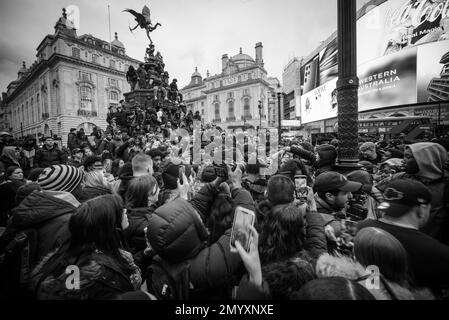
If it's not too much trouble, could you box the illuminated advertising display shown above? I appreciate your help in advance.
[300,0,449,124]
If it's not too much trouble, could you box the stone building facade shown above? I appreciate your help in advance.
[2,9,141,145]
[181,43,281,130]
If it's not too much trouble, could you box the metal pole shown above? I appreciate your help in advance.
[277,92,282,143]
[335,0,360,173]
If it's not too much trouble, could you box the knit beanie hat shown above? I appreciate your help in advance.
[37,165,83,193]
[267,175,294,205]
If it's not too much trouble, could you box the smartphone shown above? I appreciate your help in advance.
[230,206,255,253]
[294,175,308,200]
[214,164,229,180]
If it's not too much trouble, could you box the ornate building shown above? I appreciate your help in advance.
[2,9,141,145]
[181,43,280,130]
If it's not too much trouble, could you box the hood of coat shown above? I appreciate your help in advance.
[147,198,209,264]
[407,143,448,181]
[11,190,79,229]
[315,253,365,280]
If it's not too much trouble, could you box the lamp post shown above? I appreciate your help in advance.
[258,100,262,131]
[335,0,360,173]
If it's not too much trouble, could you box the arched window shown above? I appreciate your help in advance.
[214,103,220,121]
[228,101,234,119]
[80,86,93,110]
[244,98,251,117]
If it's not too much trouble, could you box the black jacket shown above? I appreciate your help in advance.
[35,145,67,168]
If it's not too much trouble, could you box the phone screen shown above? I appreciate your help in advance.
[230,207,255,253]
[214,166,228,179]
[294,175,308,199]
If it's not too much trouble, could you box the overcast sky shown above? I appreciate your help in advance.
[0,0,369,93]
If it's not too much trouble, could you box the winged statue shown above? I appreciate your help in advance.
[123,5,161,44]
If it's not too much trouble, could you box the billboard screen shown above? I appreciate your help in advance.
[358,46,417,111]
[299,0,449,124]
[300,78,338,123]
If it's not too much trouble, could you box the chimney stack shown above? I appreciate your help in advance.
[255,42,264,67]
[222,54,229,72]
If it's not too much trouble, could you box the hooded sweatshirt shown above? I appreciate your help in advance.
[407,143,449,240]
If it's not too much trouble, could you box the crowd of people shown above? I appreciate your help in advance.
[1,107,449,301]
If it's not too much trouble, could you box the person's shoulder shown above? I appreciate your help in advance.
[356,219,383,231]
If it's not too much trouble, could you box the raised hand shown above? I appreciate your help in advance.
[235,225,262,287]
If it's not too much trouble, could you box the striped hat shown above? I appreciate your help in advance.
[37,165,83,193]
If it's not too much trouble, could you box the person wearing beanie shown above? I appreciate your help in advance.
[35,137,67,168]
[158,162,181,206]
[357,179,449,295]
[4,165,83,269]
[313,144,338,178]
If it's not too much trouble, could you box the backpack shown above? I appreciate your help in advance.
[146,255,191,300]
[0,228,39,299]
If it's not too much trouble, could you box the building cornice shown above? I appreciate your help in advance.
[206,65,266,81]
[204,78,271,94]
[184,95,207,103]
[6,53,132,102]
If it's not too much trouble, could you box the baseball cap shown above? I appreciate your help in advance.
[314,171,362,193]
[378,179,432,218]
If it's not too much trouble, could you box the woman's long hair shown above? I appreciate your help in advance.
[111,159,122,177]
[67,194,132,273]
[354,227,410,285]
[259,203,306,265]
[207,194,236,243]
[125,175,156,209]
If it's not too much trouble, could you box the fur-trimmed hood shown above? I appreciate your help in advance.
[31,249,141,300]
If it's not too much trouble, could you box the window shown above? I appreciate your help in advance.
[228,101,234,118]
[201,109,204,115]
[248,73,252,80]
[244,98,251,117]
[103,57,106,64]
[92,54,98,64]
[108,78,118,87]
[201,101,204,107]
[238,75,242,82]
[79,72,91,82]
[36,94,40,119]
[109,91,119,101]
[214,103,220,120]
[80,86,93,110]
[214,95,219,101]
[219,80,223,87]
[228,92,234,99]
[72,47,80,58]
[110,60,115,69]
[243,89,249,95]
[30,98,34,122]
[85,51,88,58]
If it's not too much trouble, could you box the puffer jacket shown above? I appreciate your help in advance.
[6,190,79,262]
[31,248,141,300]
[35,145,67,168]
[147,184,249,298]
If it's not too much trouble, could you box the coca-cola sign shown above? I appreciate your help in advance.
[390,0,449,29]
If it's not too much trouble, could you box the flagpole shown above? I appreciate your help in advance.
[108,4,112,50]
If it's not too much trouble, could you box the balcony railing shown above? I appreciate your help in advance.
[213,118,222,123]
[78,109,98,117]
[42,113,49,120]
[241,114,252,121]
[226,116,236,122]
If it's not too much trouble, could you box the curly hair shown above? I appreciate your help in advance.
[259,203,306,265]
[263,258,316,300]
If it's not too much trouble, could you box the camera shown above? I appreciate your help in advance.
[346,193,368,222]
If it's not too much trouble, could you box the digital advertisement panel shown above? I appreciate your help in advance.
[300,78,338,123]
[417,39,449,102]
[358,46,417,112]
[357,0,449,65]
